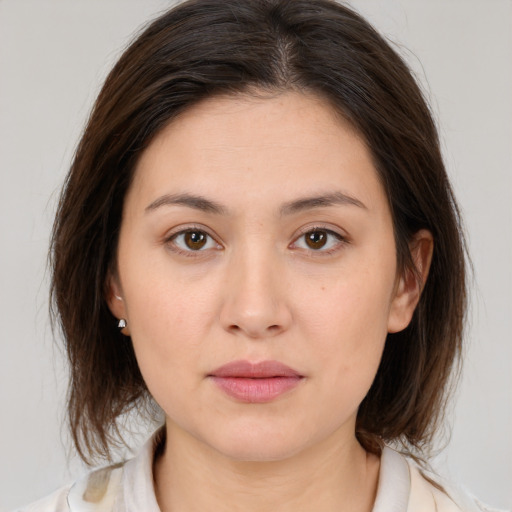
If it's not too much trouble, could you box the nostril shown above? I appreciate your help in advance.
[227,323,282,337]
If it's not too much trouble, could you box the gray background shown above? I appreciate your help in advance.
[1,0,511,510]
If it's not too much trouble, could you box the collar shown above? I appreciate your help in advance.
[68,432,417,512]
[118,434,413,512]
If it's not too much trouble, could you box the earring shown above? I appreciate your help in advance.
[118,318,130,336]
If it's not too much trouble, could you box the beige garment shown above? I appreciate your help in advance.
[16,434,503,512]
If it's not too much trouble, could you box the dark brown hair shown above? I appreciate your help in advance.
[50,0,466,464]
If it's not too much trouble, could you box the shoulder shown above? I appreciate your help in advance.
[406,458,506,512]
[376,446,505,512]
[13,463,125,512]
[12,484,72,512]
[13,431,162,512]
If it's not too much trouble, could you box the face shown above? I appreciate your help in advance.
[109,91,423,462]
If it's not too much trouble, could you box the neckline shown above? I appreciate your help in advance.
[121,433,411,512]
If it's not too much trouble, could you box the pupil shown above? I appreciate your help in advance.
[307,231,326,249]
[185,231,206,249]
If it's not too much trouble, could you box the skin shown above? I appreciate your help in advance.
[108,91,432,512]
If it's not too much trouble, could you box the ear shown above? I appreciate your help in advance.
[387,229,433,333]
[106,272,130,336]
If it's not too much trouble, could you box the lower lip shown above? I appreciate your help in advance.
[210,376,303,403]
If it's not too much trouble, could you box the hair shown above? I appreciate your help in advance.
[50,0,466,464]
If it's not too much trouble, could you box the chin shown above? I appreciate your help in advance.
[214,438,305,463]
[203,420,315,463]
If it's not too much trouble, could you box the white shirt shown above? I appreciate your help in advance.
[15,434,502,512]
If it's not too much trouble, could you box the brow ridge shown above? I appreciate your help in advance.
[145,193,227,215]
[145,190,366,216]
[279,191,367,215]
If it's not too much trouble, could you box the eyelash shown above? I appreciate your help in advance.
[164,225,221,258]
[290,225,348,256]
[164,225,348,257]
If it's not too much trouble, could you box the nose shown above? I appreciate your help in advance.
[219,247,292,339]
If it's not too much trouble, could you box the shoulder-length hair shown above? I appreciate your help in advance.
[50,0,466,464]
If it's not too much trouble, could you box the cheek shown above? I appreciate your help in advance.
[300,258,394,387]
[300,292,388,433]
[121,246,219,336]
[125,281,212,417]
[118,254,222,393]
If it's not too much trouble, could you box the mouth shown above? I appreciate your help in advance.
[208,360,304,403]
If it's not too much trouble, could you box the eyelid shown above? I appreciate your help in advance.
[294,223,349,240]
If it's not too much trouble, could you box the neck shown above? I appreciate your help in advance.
[153,423,380,512]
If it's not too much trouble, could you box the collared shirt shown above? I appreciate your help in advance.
[16,434,501,512]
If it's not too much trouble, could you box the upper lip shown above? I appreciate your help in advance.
[209,360,303,378]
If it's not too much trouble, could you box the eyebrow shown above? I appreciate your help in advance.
[279,191,367,216]
[145,190,366,216]
[145,193,228,215]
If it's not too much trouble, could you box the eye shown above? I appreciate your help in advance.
[167,228,220,253]
[292,228,346,253]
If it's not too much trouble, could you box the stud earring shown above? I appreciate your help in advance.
[118,318,130,336]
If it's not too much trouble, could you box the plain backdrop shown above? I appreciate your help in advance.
[1,1,511,510]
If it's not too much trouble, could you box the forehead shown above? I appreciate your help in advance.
[129,91,386,215]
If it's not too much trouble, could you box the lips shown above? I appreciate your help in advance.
[208,360,304,403]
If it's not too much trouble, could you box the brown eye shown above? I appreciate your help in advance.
[169,229,219,253]
[184,230,207,250]
[305,230,328,249]
[292,228,345,254]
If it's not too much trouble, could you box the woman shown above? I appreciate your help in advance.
[16,0,497,510]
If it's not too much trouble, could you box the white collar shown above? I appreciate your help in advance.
[116,434,411,512]
[373,446,411,512]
